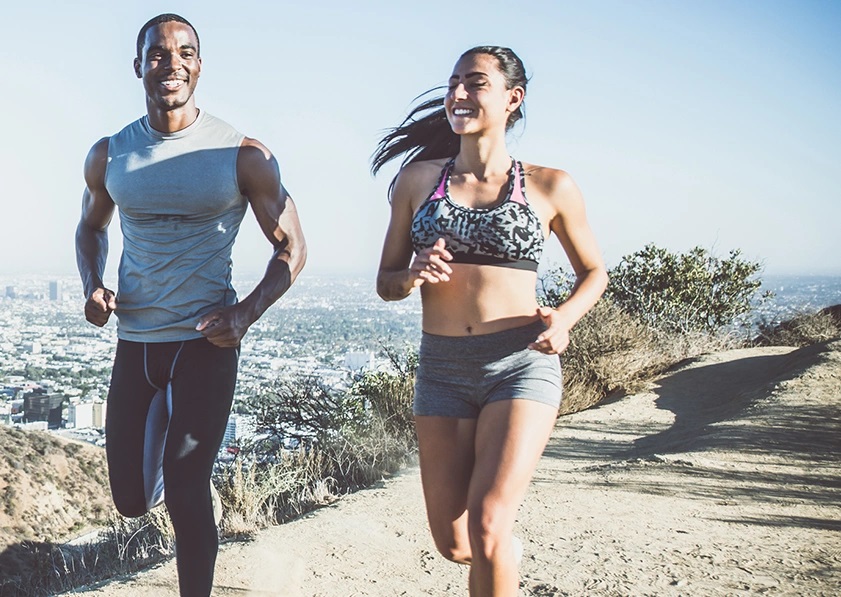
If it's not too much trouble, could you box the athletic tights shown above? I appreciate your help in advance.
[106,338,239,597]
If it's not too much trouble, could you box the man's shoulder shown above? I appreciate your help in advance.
[200,112,244,136]
[112,115,146,137]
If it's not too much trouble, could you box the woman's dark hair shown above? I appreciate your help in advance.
[371,46,528,192]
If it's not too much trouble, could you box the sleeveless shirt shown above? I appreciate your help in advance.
[104,111,247,342]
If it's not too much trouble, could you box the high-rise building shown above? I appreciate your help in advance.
[49,280,62,301]
[92,401,107,428]
[223,414,256,448]
[23,389,65,429]
[5,286,16,299]
[69,402,94,429]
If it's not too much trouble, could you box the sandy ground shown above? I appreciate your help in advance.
[72,339,841,596]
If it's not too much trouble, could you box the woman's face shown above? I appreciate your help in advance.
[444,53,523,136]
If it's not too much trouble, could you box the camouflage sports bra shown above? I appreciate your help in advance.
[410,158,544,271]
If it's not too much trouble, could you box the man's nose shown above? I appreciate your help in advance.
[163,52,182,70]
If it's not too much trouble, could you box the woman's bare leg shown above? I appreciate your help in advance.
[466,400,557,596]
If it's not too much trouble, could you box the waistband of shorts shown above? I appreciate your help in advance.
[419,319,546,358]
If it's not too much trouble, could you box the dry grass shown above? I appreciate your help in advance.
[755,307,841,347]
[0,509,173,597]
[216,411,416,539]
[559,299,740,415]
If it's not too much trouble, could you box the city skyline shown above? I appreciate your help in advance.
[1,1,839,277]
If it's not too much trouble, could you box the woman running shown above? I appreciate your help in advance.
[372,46,608,596]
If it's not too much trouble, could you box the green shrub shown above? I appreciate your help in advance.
[606,244,768,333]
[350,347,416,437]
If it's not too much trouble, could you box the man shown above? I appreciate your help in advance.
[75,13,306,596]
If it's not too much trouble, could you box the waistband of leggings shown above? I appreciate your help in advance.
[419,319,546,358]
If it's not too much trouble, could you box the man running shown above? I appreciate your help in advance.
[75,13,306,596]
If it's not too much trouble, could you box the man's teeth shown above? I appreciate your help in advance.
[162,80,183,88]
[454,108,473,116]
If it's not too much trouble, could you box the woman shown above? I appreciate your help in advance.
[373,46,607,596]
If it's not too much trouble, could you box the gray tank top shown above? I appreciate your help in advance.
[105,111,247,342]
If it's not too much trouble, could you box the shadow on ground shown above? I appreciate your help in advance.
[539,341,841,521]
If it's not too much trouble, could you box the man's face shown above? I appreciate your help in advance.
[134,22,201,111]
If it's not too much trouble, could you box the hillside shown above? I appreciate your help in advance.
[0,427,111,578]
[77,339,841,596]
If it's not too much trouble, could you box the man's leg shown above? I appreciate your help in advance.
[163,339,238,597]
[106,340,159,517]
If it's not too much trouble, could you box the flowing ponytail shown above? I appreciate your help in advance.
[371,46,528,196]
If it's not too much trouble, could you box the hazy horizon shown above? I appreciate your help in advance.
[1,1,838,278]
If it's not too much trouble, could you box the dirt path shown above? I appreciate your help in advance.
[72,340,841,596]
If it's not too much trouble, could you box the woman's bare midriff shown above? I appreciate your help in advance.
[419,263,541,336]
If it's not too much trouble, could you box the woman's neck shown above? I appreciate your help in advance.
[455,130,511,180]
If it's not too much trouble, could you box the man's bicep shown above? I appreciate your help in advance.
[80,138,115,229]
[80,186,115,230]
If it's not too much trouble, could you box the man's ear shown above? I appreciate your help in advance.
[134,57,142,79]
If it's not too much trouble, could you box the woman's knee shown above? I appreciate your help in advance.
[466,502,512,561]
[433,536,472,565]
[425,518,472,564]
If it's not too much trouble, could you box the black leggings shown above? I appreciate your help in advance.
[106,338,238,597]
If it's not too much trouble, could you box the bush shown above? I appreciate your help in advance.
[350,347,416,437]
[538,245,758,413]
[216,359,417,537]
[607,244,767,334]
[755,307,841,347]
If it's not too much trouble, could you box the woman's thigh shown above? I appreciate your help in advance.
[468,399,558,530]
[415,415,477,548]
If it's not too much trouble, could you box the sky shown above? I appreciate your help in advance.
[1,0,839,280]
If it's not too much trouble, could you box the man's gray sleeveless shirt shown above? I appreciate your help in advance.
[105,111,247,342]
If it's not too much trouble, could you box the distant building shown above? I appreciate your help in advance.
[23,341,42,354]
[5,286,15,299]
[344,351,375,371]
[49,280,62,301]
[92,401,106,428]
[69,402,94,429]
[23,389,65,429]
[223,414,256,448]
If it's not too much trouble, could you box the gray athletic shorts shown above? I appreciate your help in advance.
[413,320,563,418]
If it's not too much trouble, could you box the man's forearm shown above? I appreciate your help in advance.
[76,221,109,299]
[239,244,306,324]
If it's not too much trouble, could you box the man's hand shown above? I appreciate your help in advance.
[84,288,117,327]
[196,304,252,348]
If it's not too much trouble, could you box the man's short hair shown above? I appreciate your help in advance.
[136,13,200,59]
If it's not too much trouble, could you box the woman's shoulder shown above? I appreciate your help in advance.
[398,158,451,181]
[520,162,575,192]
[392,158,452,205]
[520,162,584,213]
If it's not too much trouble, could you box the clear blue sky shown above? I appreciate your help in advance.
[1,0,839,278]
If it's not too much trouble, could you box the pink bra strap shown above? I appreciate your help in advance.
[509,160,527,205]
[429,161,452,201]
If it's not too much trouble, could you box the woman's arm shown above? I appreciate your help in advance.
[377,164,453,301]
[530,169,608,354]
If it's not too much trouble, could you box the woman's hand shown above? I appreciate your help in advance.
[408,238,453,288]
[529,306,572,354]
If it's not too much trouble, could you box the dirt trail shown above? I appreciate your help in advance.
[73,340,841,596]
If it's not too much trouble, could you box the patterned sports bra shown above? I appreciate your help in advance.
[410,158,544,271]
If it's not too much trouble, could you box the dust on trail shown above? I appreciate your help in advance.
[74,340,841,596]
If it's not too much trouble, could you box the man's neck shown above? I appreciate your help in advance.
[145,101,200,134]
